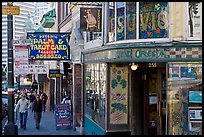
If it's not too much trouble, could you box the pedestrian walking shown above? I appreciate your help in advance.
[29,92,36,111]
[41,92,48,112]
[33,94,43,129]
[14,93,29,130]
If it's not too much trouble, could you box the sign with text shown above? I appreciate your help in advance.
[49,69,60,78]
[28,65,49,74]
[80,8,102,32]
[14,45,29,75]
[2,6,20,15]
[27,33,70,60]
[55,103,72,130]
[13,39,33,46]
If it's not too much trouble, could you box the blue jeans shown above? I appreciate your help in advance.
[19,112,27,129]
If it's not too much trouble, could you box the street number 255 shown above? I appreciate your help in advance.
[148,63,157,67]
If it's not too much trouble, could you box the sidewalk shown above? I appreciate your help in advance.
[17,109,80,135]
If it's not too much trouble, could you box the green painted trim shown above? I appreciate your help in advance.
[82,42,202,54]
[84,58,202,63]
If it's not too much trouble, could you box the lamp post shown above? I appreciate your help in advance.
[4,2,18,135]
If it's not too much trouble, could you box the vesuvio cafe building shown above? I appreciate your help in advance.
[82,2,202,135]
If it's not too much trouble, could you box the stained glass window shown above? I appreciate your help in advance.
[139,2,169,39]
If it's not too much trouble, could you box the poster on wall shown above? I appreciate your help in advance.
[55,103,72,130]
[14,45,29,75]
[27,33,70,60]
[80,8,102,32]
[110,65,128,125]
[189,107,202,122]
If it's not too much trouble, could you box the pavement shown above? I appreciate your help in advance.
[14,109,81,135]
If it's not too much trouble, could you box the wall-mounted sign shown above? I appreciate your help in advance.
[189,107,202,122]
[13,39,33,46]
[14,45,29,75]
[27,33,70,60]
[189,91,202,103]
[80,8,102,32]
[28,65,49,74]
[49,69,60,78]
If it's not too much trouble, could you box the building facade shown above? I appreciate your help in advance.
[57,2,202,135]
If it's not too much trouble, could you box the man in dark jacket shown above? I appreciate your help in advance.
[33,94,43,129]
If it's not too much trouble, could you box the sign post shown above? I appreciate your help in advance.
[4,2,18,135]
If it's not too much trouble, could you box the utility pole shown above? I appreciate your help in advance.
[4,2,18,135]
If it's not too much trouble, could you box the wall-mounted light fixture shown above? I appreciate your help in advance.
[131,63,138,70]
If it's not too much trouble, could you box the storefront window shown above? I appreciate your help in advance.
[85,63,107,128]
[139,2,169,39]
[167,62,202,135]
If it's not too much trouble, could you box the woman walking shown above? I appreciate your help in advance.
[33,94,43,129]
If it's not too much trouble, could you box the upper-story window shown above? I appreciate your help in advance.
[64,2,71,18]
[188,2,202,39]
[109,2,169,42]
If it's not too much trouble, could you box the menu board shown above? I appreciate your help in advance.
[55,103,72,130]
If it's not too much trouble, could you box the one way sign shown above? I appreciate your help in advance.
[13,39,33,45]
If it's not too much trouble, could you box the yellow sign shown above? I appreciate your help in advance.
[2,6,20,15]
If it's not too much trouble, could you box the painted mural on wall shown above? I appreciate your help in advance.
[139,2,169,39]
[126,2,137,39]
[116,2,125,41]
[110,65,128,124]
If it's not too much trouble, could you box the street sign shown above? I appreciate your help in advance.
[2,6,20,15]
[13,39,33,45]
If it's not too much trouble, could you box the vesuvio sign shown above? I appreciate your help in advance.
[27,33,70,60]
[80,8,102,32]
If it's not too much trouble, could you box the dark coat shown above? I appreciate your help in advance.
[33,99,43,113]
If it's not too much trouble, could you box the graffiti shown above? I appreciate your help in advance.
[139,2,169,39]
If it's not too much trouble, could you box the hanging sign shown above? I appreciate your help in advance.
[80,8,102,32]
[27,33,70,60]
